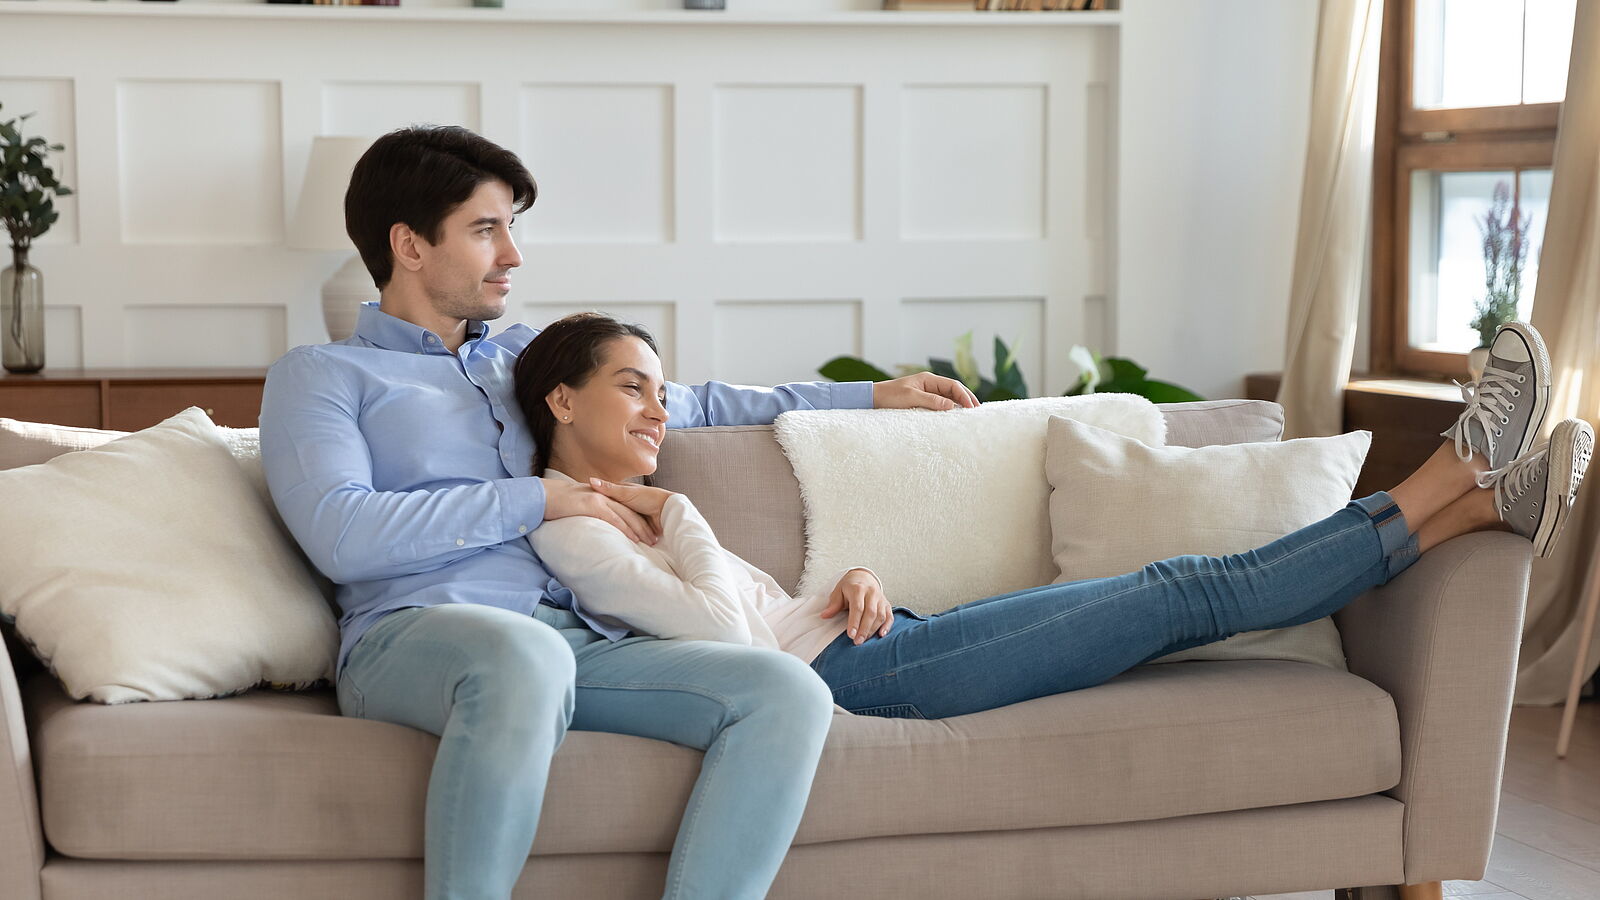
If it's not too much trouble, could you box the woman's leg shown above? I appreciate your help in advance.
[810,493,1418,720]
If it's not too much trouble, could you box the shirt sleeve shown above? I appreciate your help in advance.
[260,348,548,585]
[664,379,873,428]
[529,495,757,645]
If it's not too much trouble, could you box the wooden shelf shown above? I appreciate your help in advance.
[0,368,268,432]
[0,2,1121,27]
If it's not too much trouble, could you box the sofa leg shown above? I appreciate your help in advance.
[1334,883,1442,900]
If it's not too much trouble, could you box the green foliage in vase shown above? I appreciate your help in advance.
[1469,180,1532,349]
[818,334,1205,404]
[1,103,73,253]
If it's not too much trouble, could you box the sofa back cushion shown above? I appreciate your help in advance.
[651,399,1285,595]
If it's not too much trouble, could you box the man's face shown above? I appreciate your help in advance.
[414,179,523,322]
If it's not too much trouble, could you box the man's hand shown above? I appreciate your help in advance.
[542,477,659,546]
[872,372,980,411]
[819,568,892,644]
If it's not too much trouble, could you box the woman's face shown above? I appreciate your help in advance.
[547,336,669,479]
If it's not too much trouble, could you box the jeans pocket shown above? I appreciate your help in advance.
[337,668,366,719]
[848,702,927,719]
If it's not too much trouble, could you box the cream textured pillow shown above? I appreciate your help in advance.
[1044,415,1372,670]
[775,395,1167,616]
[0,408,338,703]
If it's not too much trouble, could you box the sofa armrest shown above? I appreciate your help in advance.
[1332,531,1531,886]
[0,624,44,900]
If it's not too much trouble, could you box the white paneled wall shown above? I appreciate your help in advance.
[1,5,1116,391]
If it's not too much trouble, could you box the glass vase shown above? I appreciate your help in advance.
[2,249,45,374]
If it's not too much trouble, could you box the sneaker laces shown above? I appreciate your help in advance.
[1478,444,1547,514]
[1448,363,1524,462]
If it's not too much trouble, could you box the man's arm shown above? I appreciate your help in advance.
[663,370,980,427]
[260,349,546,585]
[664,380,873,428]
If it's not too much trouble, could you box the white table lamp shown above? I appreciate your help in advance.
[290,136,375,341]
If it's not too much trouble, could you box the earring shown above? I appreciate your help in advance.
[562,415,570,422]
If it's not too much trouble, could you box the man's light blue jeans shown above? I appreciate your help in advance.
[810,493,1420,719]
[336,601,834,900]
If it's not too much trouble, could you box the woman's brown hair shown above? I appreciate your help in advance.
[512,313,661,476]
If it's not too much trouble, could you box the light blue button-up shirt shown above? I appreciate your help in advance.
[260,301,873,678]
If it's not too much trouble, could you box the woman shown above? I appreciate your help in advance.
[511,313,1593,720]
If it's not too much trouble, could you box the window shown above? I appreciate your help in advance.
[1372,0,1576,379]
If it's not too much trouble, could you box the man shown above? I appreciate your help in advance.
[260,124,977,900]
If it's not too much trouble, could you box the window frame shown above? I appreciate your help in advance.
[1370,0,1560,379]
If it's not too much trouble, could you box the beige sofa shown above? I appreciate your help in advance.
[0,399,1530,900]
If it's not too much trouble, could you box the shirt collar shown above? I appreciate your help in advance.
[353,300,489,354]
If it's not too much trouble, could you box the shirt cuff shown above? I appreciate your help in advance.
[495,476,547,542]
[830,381,875,410]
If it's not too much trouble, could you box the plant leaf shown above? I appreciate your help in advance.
[952,331,981,390]
[818,356,894,383]
[992,334,1029,399]
[1137,380,1206,403]
[928,357,961,382]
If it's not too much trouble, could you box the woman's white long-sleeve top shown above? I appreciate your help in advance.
[528,470,866,665]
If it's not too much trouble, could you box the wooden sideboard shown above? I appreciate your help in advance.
[0,369,268,432]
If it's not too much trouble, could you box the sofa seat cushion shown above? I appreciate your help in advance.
[25,658,1399,861]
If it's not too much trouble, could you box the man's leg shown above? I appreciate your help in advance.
[563,617,836,900]
[337,603,579,900]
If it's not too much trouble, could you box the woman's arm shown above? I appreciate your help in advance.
[529,497,755,645]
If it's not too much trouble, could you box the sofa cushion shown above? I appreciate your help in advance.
[25,656,1399,860]
[0,409,338,704]
[649,400,1287,597]
[1045,416,1371,671]
[772,395,1166,616]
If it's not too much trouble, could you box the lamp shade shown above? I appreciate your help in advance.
[289,136,372,251]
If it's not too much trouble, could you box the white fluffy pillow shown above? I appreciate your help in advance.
[1044,415,1372,670]
[774,395,1167,615]
[0,408,338,703]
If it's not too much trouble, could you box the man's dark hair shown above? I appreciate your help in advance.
[344,125,537,289]
[513,313,661,476]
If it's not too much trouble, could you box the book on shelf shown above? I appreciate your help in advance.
[883,1,978,9]
[972,0,1105,9]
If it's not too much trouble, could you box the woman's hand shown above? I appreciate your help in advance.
[541,477,660,545]
[587,478,677,536]
[820,568,892,644]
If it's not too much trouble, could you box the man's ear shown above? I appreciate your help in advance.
[390,223,425,276]
[546,385,575,422]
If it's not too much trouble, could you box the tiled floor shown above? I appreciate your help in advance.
[1247,699,1600,900]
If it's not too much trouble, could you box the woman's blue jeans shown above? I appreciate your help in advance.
[336,600,835,900]
[810,493,1420,720]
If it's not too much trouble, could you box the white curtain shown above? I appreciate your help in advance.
[1515,0,1600,706]
[1276,0,1385,440]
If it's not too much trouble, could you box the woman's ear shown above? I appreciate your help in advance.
[546,385,575,423]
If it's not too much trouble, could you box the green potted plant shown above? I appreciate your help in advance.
[1,103,73,374]
[819,333,1204,404]
[1466,180,1530,381]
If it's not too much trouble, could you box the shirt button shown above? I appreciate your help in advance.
[456,538,465,547]
[518,525,528,534]
[426,335,436,344]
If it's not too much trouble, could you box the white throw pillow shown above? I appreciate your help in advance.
[0,408,338,703]
[1044,415,1373,670]
[774,395,1167,615]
